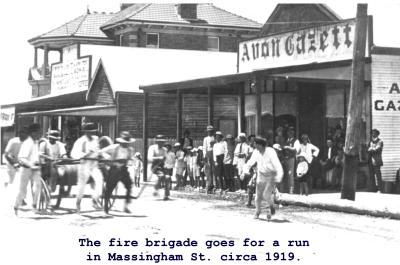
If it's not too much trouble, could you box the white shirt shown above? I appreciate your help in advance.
[175,150,185,168]
[165,151,176,169]
[4,137,22,163]
[234,142,250,159]
[299,143,320,163]
[203,135,215,157]
[243,147,283,182]
[40,140,66,160]
[18,136,40,168]
[147,144,166,163]
[71,135,99,159]
[213,141,227,161]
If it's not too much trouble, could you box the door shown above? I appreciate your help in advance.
[298,82,325,151]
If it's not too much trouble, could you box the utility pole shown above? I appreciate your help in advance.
[341,4,368,200]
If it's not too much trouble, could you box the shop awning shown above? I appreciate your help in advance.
[17,105,116,117]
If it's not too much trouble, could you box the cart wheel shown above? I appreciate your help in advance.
[100,183,118,210]
[37,178,51,211]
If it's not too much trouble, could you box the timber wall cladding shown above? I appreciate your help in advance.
[182,95,208,139]
[90,66,114,105]
[148,94,176,137]
[371,54,400,182]
[117,93,143,138]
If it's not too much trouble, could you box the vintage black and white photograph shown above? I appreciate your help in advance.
[0,0,399,264]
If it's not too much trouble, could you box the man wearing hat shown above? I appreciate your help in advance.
[223,134,236,192]
[203,125,215,193]
[282,127,300,194]
[173,142,185,190]
[234,132,250,192]
[148,135,169,200]
[71,122,103,212]
[242,136,283,221]
[367,129,384,193]
[3,126,28,187]
[14,123,43,215]
[39,130,67,192]
[101,131,135,213]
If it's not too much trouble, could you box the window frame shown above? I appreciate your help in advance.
[146,33,159,48]
[207,36,220,51]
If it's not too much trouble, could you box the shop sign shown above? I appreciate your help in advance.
[238,20,357,73]
[371,53,400,182]
[51,57,90,94]
[0,106,15,127]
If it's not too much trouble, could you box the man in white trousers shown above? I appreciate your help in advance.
[14,124,42,215]
[242,136,283,221]
[71,123,103,212]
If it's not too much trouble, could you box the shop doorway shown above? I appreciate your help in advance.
[298,82,325,151]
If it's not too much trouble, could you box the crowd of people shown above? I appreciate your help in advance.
[3,120,385,220]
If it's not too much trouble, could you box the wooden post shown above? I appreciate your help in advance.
[42,45,49,76]
[239,83,245,134]
[255,75,262,135]
[341,4,368,201]
[207,87,214,126]
[34,47,38,68]
[143,92,149,182]
[176,89,182,141]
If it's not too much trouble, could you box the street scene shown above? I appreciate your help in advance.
[1,1,400,265]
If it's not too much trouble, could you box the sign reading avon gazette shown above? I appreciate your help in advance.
[238,20,356,73]
[51,44,91,94]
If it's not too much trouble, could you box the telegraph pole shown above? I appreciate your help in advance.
[341,4,368,200]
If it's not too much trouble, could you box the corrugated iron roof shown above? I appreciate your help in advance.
[102,3,261,29]
[31,12,114,41]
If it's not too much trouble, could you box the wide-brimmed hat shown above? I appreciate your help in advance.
[254,136,267,146]
[174,142,181,147]
[371,128,380,136]
[81,122,98,133]
[47,130,60,140]
[116,131,135,143]
[215,131,223,137]
[134,152,142,159]
[272,143,282,151]
[155,134,167,142]
[28,123,41,133]
[206,125,214,131]
[238,132,246,138]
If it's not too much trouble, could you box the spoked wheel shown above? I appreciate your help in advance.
[100,182,118,211]
[37,178,51,211]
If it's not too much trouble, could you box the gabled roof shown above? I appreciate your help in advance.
[261,4,341,36]
[102,3,261,30]
[29,12,115,43]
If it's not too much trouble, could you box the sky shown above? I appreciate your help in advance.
[1,0,400,105]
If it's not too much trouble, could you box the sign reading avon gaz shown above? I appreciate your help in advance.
[238,20,356,73]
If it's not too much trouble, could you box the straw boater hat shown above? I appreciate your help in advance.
[116,131,135,144]
[155,134,167,142]
[215,131,223,137]
[206,125,214,131]
[81,122,98,133]
[174,142,181,147]
[238,132,246,138]
[254,136,267,146]
[47,130,61,140]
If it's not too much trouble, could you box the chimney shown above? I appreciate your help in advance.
[177,4,197,20]
[120,3,134,11]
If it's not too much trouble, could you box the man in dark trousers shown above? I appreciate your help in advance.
[367,129,384,193]
[101,131,135,214]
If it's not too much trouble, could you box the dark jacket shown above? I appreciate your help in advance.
[367,138,383,166]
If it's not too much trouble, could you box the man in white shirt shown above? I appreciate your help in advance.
[71,123,103,212]
[148,135,169,200]
[213,131,227,191]
[4,127,28,187]
[203,125,215,194]
[242,136,283,221]
[101,131,135,214]
[40,130,67,192]
[14,124,42,215]
[233,132,250,191]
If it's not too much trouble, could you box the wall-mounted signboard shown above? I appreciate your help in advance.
[238,19,362,73]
